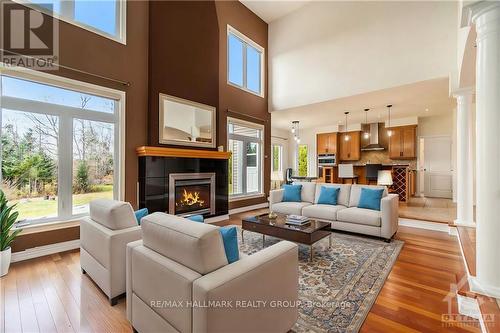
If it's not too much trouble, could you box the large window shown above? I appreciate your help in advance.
[228,118,263,198]
[227,25,264,97]
[272,144,283,172]
[297,144,308,177]
[16,0,126,43]
[0,71,123,225]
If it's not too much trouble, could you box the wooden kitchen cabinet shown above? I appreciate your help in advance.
[338,131,361,161]
[317,133,337,154]
[389,126,416,159]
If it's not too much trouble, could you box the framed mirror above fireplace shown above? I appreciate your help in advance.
[159,94,216,148]
[168,173,216,216]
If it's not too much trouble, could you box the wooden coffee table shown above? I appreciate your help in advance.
[241,213,332,261]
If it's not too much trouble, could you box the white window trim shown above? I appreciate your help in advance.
[0,64,126,226]
[227,25,265,98]
[13,0,127,45]
[227,117,264,201]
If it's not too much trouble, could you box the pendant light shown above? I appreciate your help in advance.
[363,108,370,139]
[386,104,393,137]
[292,121,300,143]
[344,112,350,141]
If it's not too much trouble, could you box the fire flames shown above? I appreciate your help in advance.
[178,189,205,207]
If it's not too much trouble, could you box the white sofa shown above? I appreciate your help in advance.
[80,199,142,305]
[126,212,299,333]
[269,183,399,241]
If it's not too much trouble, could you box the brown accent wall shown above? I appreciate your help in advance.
[12,227,79,252]
[148,0,219,147]
[9,0,149,252]
[215,1,270,209]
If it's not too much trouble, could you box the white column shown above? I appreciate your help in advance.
[453,88,475,226]
[469,2,500,299]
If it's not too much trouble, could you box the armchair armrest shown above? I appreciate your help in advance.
[380,194,399,239]
[269,189,284,207]
[192,241,298,333]
[80,217,141,298]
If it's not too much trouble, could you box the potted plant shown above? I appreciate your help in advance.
[0,190,21,277]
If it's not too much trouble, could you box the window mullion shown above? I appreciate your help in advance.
[60,0,75,19]
[58,115,73,219]
[243,44,247,90]
[242,139,248,195]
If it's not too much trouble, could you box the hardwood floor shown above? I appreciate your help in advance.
[1,210,481,333]
[399,197,457,224]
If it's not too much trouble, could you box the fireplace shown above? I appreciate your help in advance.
[168,173,216,216]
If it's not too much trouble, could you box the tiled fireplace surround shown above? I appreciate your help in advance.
[137,147,229,218]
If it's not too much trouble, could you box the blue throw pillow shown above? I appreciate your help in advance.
[219,226,239,264]
[187,215,204,223]
[357,188,385,211]
[282,184,302,202]
[134,208,149,225]
[317,186,340,205]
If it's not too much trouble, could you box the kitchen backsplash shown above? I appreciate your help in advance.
[357,150,417,169]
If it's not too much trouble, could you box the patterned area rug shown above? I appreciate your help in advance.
[238,229,403,333]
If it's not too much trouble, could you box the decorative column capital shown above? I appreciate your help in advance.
[462,1,500,27]
[452,87,474,103]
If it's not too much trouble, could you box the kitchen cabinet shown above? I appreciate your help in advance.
[338,131,361,161]
[317,133,337,154]
[389,126,416,159]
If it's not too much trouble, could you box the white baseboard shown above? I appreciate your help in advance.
[398,218,451,233]
[229,202,268,215]
[11,239,80,263]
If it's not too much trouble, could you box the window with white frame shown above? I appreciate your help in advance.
[228,118,263,198]
[0,71,123,225]
[16,0,126,43]
[227,25,264,97]
[272,144,282,173]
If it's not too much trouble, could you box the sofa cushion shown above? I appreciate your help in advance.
[219,226,239,264]
[282,184,302,202]
[293,181,316,203]
[135,208,149,225]
[302,204,346,221]
[271,202,312,215]
[141,212,228,275]
[358,188,385,211]
[89,199,137,230]
[348,185,388,207]
[317,186,340,205]
[336,207,381,227]
[314,183,351,207]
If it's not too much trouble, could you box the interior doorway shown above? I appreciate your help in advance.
[419,136,453,199]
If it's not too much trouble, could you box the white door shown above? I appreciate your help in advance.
[421,136,453,198]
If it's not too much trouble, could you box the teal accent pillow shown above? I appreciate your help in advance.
[134,208,149,225]
[219,226,239,264]
[357,188,384,211]
[187,215,204,223]
[317,186,340,205]
[282,184,302,202]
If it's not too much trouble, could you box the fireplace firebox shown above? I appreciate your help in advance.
[168,173,216,216]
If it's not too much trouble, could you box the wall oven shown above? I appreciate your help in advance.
[318,153,336,166]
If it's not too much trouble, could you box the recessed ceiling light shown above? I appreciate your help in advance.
[425,108,429,112]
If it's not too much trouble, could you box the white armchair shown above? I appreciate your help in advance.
[126,212,299,333]
[80,199,141,305]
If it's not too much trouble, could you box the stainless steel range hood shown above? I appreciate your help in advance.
[361,123,385,151]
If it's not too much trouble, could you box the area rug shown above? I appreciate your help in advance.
[237,229,404,333]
